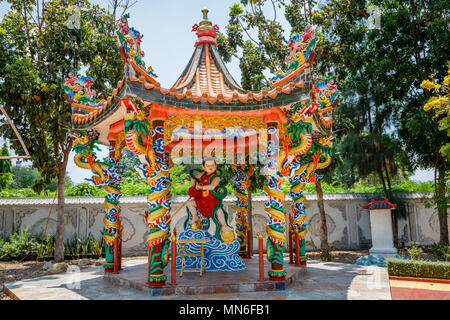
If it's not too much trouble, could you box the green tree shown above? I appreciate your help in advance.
[14,165,41,189]
[420,65,450,158]
[0,143,12,189]
[218,0,338,252]
[0,0,125,261]
[306,0,449,245]
[115,149,141,178]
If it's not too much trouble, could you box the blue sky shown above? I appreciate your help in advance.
[0,1,433,183]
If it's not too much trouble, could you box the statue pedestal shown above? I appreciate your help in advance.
[364,199,397,258]
[175,230,245,271]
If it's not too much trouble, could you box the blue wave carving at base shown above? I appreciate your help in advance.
[175,230,246,272]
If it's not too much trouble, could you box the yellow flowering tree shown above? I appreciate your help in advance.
[421,66,450,157]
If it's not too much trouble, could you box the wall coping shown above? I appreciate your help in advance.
[0,192,432,207]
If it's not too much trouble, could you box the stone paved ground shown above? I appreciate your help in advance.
[2,258,391,300]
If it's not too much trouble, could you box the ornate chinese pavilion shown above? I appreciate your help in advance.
[65,9,339,287]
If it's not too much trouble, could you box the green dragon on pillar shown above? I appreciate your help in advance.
[70,129,123,272]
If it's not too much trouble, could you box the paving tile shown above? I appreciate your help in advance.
[4,259,393,300]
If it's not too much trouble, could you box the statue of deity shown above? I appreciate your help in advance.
[186,158,235,244]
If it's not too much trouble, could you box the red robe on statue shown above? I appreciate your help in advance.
[188,172,219,219]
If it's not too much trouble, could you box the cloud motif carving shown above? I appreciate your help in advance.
[175,229,245,271]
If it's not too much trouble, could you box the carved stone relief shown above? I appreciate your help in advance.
[358,226,372,249]
[120,216,136,242]
[307,213,336,237]
[14,209,37,229]
[31,218,57,236]
[399,223,410,245]
[335,226,349,249]
[64,208,78,228]
[89,208,103,228]
[328,203,347,221]
[417,225,435,244]
[252,214,268,238]
[428,211,448,235]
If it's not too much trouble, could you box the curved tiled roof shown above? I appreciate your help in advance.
[70,9,313,129]
[173,42,245,97]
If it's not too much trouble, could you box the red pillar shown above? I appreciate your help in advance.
[147,244,151,278]
[170,234,177,286]
[113,237,119,274]
[258,233,264,282]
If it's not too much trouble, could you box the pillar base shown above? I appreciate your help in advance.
[148,274,167,287]
[268,269,286,281]
[104,263,114,272]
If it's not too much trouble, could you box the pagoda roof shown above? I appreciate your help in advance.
[69,9,315,131]
[363,199,397,210]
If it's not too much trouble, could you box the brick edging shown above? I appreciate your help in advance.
[389,276,450,284]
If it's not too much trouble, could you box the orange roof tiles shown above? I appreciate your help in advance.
[71,11,311,127]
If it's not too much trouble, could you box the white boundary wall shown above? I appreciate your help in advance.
[0,193,448,255]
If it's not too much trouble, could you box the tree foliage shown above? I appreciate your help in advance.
[0,143,12,189]
[0,0,123,190]
[0,0,125,260]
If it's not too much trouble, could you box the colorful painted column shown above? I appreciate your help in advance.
[121,98,171,285]
[233,164,254,257]
[289,160,309,265]
[264,123,287,281]
[103,141,123,272]
[71,130,122,273]
[142,120,171,286]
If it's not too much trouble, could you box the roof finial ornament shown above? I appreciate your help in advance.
[202,8,209,20]
[192,8,219,46]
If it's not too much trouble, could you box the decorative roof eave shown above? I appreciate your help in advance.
[125,71,310,110]
[71,78,129,129]
[128,72,310,108]
[71,62,313,129]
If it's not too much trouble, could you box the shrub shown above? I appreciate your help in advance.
[0,229,104,260]
[120,181,148,196]
[306,237,336,262]
[89,236,103,256]
[386,258,450,280]
[66,182,105,197]
[38,234,55,257]
[431,242,450,261]
[407,241,423,260]
[64,235,104,257]
[0,229,40,260]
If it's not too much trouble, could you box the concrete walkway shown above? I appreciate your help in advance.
[3,259,391,300]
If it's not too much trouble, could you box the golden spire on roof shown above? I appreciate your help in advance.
[199,8,213,29]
